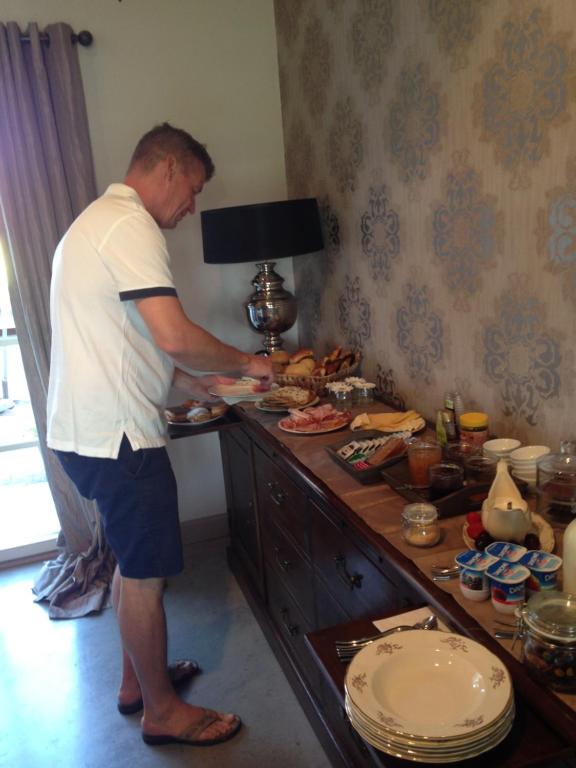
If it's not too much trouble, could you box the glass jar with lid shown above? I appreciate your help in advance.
[401,503,440,547]
[536,453,576,524]
[519,591,576,692]
[459,412,489,448]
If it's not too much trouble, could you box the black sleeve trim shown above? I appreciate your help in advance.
[119,287,178,301]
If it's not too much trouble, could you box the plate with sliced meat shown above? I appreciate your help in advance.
[277,404,352,434]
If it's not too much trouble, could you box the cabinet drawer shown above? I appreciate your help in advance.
[262,519,315,625]
[266,561,320,691]
[254,446,309,555]
[312,502,401,620]
[318,679,376,768]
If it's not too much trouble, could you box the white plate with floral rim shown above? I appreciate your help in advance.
[344,630,512,741]
[346,691,514,748]
[345,697,514,762]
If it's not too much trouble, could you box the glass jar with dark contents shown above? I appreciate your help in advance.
[519,591,576,692]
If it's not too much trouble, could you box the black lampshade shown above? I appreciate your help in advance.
[201,198,323,264]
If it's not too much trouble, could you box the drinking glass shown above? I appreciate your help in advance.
[407,441,442,488]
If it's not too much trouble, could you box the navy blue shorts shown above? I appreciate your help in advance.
[53,435,183,579]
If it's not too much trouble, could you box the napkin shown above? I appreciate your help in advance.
[350,410,423,433]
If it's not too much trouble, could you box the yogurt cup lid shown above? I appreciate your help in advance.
[519,551,562,572]
[454,550,499,571]
[486,559,530,584]
[485,541,527,562]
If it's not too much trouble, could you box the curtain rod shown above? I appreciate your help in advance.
[20,30,94,47]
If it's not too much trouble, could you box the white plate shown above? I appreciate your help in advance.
[462,512,555,553]
[345,630,512,740]
[167,413,225,428]
[346,698,514,762]
[254,395,319,413]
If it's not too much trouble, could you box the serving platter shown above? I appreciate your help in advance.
[277,416,350,435]
[462,513,555,553]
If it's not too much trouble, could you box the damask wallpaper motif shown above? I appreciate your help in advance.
[274,0,576,446]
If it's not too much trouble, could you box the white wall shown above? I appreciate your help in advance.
[2,0,289,520]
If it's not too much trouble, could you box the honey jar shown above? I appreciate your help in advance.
[401,503,441,547]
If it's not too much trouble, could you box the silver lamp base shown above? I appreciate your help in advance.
[244,261,297,354]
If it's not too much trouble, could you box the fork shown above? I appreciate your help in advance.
[335,614,437,662]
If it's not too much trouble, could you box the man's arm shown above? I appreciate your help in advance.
[135,294,273,379]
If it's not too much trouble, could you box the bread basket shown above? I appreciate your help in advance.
[275,351,361,395]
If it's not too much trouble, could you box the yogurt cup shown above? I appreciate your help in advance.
[485,541,527,563]
[454,550,499,602]
[519,550,562,594]
[486,560,530,614]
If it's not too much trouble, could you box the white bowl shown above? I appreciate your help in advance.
[509,445,550,462]
[483,438,521,456]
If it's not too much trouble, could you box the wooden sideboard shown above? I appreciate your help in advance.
[212,404,576,768]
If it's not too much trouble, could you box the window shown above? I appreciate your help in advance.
[0,241,59,561]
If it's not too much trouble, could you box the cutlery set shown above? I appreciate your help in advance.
[335,614,438,662]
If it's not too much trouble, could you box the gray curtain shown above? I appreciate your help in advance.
[0,22,115,618]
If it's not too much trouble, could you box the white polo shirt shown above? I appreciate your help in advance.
[47,183,176,458]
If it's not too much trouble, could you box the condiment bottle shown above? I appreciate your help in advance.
[562,516,576,593]
[401,503,440,547]
[459,412,489,448]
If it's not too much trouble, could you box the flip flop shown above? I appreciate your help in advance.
[142,708,242,747]
[117,659,201,715]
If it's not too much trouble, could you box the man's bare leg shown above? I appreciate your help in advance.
[112,565,141,706]
[114,569,238,740]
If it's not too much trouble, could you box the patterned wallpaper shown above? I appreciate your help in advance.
[274,0,576,446]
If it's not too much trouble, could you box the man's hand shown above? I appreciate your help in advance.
[242,355,275,390]
[173,371,236,404]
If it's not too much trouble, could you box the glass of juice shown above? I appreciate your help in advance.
[407,441,442,488]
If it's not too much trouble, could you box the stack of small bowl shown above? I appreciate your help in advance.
[483,438,522,465]
[509,445,551,489]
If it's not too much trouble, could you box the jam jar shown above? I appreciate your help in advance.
[519,591,576,691]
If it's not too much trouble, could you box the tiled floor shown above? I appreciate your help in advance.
[0,537,331,768]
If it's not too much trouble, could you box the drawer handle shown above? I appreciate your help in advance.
[266,480,286,506]
[334,554,363,590]
[274,546,292,572]
[280,607,299,637]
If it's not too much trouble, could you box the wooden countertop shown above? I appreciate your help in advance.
[232,399,576,746]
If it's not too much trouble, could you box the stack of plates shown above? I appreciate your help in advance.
[344,630,514,763]
[483,438,521,464]
[509,445,551,488]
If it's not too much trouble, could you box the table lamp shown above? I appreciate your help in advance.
[201,198,323,354]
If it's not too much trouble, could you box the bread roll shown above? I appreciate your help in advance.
[285,358,315,375]
[289,348,314,364]
[270,350,290,365]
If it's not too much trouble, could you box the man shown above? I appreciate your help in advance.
[47,123,273,747]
